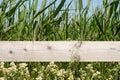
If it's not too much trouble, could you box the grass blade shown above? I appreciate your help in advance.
[52,0,66,18]
[34,0,57,19]
[94,14,104,34]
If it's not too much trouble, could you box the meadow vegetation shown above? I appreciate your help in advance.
[0,62,120,80]
[0,0,119,41]
[0,0,120,79]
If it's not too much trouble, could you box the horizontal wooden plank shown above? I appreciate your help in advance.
[0,41,120,62]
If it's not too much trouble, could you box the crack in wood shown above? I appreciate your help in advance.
[74,41,82,49]
[110,48,120,52]
[70,41,82,62]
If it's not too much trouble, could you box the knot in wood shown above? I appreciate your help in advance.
[9,50,13,54]
[47,46,52,50]
[24,48,27,51]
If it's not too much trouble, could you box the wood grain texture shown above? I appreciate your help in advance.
[0,41,120,62]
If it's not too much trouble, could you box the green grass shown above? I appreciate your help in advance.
[0,0,119,41]
[0,0,120,79]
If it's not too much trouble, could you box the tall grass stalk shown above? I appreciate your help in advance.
[0,0,119,41]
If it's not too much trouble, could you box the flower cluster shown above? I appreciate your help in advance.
[0,62,119,80]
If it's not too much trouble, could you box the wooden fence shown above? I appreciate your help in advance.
[0,41,120,62]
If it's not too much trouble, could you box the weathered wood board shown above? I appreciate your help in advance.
[0,41,120,62]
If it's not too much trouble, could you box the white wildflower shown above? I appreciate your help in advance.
[49,62,55,67]
[112,68,117,71]
[10,62,16,67]
[33,68,37,72]
[92,71,100,78]
[0,77,5,80]
[90,69,95,73]
[79,68,86,74]
[108,75,113,80]
[0,62,4,69]
[68,75,74,80]
[96,71,100,75]
[76,78,81,80]
[38,70,43,77]
[92,73,98,78]
[81,76,85,80]
[118,62,120,66]
[57,69,66,77]
[24,67,30,78]
[2,68,9,75]
[67,71,74,80]
[36,76,42,80]
[82,73,87,77]
[19,63,27,69]
[86,64,93,70]
[7,62,17,74]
